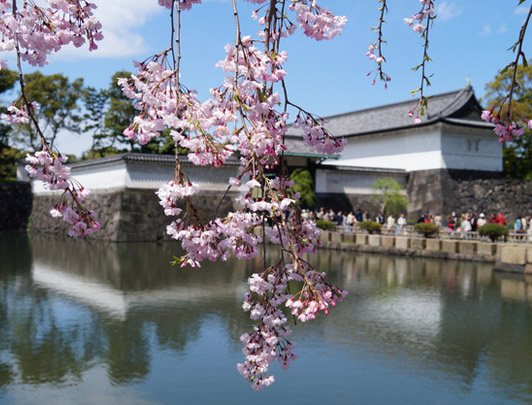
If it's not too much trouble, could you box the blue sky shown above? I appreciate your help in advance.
[11,0,531,155]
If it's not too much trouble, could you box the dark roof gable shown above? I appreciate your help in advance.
[286,85,492,139]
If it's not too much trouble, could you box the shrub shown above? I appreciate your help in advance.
[316,220,336,231]
[478,223,509,242]
[413,223,440,238]
[359,221,382,234]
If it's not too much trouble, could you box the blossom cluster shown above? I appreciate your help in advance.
[290,1,347,41]
[238,253,347,390]
[404,0,434,33]
[50,204,100,238]
[25,149,71,190]
[129,1,349,390]
[119,57,236,167]
[0,0,102,67]
[293,114,346,155]
[237,266,295,391]
[481,109,530,143]
[165,212,264,266]
[158,0,202,11]
[366,44,384,66]
[25,149,100,237]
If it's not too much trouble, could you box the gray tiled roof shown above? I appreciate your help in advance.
[286,85,488,139]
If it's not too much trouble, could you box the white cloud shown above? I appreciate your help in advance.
[54,0,164,60]
[480,24,491,36]
[498,25,508,34]
[436,2,463,22]
[515,6,528,15]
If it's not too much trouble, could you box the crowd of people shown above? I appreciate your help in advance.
[302,207,530,238]
[306,207,409,235]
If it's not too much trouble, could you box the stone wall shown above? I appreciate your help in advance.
[407,169,532,221]
[316,193,378,214]
[31,188,239,242]
[0,182,32,231]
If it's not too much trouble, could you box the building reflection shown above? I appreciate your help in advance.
[0,232,532,402]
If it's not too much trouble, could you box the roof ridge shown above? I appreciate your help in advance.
[428,85,475,119]
[315,88,464,121]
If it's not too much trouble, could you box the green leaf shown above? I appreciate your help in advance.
[170,255,184,266]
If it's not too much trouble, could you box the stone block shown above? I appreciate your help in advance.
[496,243,519,258]
[330,232,342,243]
[527,246,532,264]
[381,236,395,247]
[410,238,425,250]
[441,240,458,254]
[395,237,410,249]
[342,233,356,244]
[500,246,527,266]
[458,240,477,255]
[320,231,330,243]
[368,234,381,247]
[425,239,441,251]
[477,242,496,257]
[356,234,368,245]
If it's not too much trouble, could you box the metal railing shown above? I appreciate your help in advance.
[334,224,532,243]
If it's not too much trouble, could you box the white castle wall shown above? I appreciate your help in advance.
[321,123,501,173]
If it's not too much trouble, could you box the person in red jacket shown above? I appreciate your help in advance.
[496,212,507,226]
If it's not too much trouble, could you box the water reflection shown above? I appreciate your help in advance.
[1,232,532,403]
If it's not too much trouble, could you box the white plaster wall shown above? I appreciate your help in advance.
[126,161,240,191]
[323,126,444,172]
[32,160,128,195]
[316,169,407,195]
[440,126,502,171]
[31,158,243,195]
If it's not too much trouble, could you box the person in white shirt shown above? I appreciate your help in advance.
[386,214,396,231]
[396,213,406,235]
[460,214,472,238]
[477,213,487,228]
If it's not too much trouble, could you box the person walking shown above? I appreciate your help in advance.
[386,214,396,232]
[396,213,406,235]
[477,213,487,228]
[346,211,356,231]
[496,212,507,226]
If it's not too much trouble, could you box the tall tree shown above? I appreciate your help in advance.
[484,61,532,179]
[83,71,178,158]
[0,69,21,180]
[371,177,408,216]
[11,71,84,151]
[289,168,315,209]
[81,86,111,159]
[102,71,137,152]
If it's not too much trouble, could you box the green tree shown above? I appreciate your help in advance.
[370,177,408,216]
[0,69,22,180]
[289,168,315,209]
[10,71,84,151]
[82,86,109,155]
[83,71,177,158]
[101,71,137,153]
[484,61,532,179]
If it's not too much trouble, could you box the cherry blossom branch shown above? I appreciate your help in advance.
[4,0,102,237]
[367,0,391,87]
[405,0,435,122]
[482,2,532,141]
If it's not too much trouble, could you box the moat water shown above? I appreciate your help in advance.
[1,231,532,404]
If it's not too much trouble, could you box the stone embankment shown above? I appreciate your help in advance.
[318,230,532,274]
[0,182,32,231]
